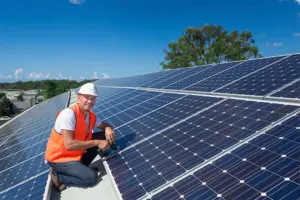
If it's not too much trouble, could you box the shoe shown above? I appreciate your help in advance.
[91,167,101,176]
[50,168,66,192]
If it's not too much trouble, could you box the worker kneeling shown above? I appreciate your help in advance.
[44,83,116,191]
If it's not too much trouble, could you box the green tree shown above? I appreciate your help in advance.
[44,80,57,99]
[0,97,14,116]
[17,94,24,101]
[161,24,262,69]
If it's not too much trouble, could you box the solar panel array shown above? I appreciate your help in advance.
[92,53,300,200]
[1,53,299,200]
[0,92,69,200]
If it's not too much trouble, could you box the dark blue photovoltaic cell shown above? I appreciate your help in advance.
[216,54,300,95]
[0,92,69,199]
[139,68,193,88]
[93,88,143,112]
[95,91,161,120]
[110,95,221,149]
[165,63,237,90]
[94,71,164,87]
[151,187,180,200]
[102,93,185,128]
[107,98,299,200]
[153,112,300,200]
[184,56,283,92]
[271,80,300,99]
[0,98,51,142]
[150,65,210,89]
[0,173,48,200]
[99,69,184,88]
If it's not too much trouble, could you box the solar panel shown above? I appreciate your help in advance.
[105,97,299,200]
[77,53,300,200]
[184,56,284,92]
[149,65,209,89]
[270,80,300,99]
[151,112,300,200]
[2,53,300,200]
[94,90,160,119]
[215,54,300,95]
[0,92,69,199]
[0,99,50,143]
[0,173,48,200]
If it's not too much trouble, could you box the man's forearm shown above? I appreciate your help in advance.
[65,139,98,151]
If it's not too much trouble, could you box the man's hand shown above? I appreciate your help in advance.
[105,127,116,144]
[96,140,110,151]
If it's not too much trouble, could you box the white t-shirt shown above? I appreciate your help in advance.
[54,108,102,134]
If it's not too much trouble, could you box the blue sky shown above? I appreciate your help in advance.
[0,0,300,82]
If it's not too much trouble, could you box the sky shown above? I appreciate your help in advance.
[0,0,300,82]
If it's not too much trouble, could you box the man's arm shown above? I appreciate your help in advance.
[97,121,113,130]
[97,121,116,144]
[62,129,109,151]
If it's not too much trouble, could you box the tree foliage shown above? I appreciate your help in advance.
[17,94,24,102]
[0,79,97,91]
[0,79,96,100]
[0,97,14,117]
[44,80,57,99]
[161,24,262,69]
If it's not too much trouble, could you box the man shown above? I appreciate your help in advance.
[45,83,116,191]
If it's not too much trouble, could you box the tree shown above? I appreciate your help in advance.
[17,94,24,101]
[0,97,14,116]
[161,24,262,69]
[44,80,57,99]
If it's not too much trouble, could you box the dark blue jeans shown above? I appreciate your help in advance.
[48,131,105,188]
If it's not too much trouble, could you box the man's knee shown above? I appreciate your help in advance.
[82,170,98,187]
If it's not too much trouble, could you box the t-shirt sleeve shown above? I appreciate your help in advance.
[57,108,76,131]
[94,115,102,128]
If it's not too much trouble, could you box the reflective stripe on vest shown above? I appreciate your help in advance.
[45,103,96,163]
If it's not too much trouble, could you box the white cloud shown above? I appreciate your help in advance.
[102,73,110,79]
[45,73,51,79]
[25,72,51,80]
[93,72,98,79]
[15,68,23,80]
[294,33,300,36]
[69,0,85,4]
[58,73,67,79]
[54,73,73,80]
[0,74,12,79]
[296,0,300,5]
[273,42,283,46]
[28,72,44,79]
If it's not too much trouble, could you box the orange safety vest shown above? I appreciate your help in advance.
[45,103,96,163]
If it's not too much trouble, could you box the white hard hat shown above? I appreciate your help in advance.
[78,83,98,97]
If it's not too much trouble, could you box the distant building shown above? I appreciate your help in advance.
[23,90,38,101]
[5,89,24,100]
[11,99,32,113]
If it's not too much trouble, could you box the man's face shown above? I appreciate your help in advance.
[78,93,97,111]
